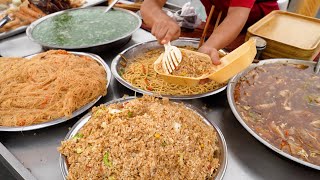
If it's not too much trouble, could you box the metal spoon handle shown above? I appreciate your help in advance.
[104,0,120,13]
[0,15,12,28]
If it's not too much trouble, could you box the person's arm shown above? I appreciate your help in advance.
[198,7,251,65]
[141,0,180,44]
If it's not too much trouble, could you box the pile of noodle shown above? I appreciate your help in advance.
[121,49,226,96]
[0,50,107,126]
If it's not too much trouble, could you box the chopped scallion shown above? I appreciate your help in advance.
[73,133,84,139]
[103,152,112,167]
[128,111,133,118]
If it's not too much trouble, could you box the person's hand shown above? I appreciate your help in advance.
[198,45,221,65]
[151,19,181,44]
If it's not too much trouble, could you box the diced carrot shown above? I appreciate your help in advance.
[280,140,287,149]
[285,130,289,136]
[142,64,146,74]
[144,78,149,85]
[154,133,161,138]
[18,119,26,126]
[41,96,50,108]
[120,61,126,67]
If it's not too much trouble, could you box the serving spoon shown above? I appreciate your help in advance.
[104,0,120,13]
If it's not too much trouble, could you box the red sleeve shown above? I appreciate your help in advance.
[230,0,255,8]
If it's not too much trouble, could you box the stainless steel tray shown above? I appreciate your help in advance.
[59,96,228,180]
[0,26,27,40]
[0,51,112,132]
[0,0,107,40]
[111,39,227,100]
[26,7,141,51]
[227,58,320,170]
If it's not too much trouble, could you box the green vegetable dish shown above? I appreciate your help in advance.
[31,8,140,48]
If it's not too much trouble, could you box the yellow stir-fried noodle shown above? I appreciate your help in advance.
[121,49,225,96]
[59,96,221,180]
[0,50,107,127]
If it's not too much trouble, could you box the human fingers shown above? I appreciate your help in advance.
[155,24,169,43]
[151,22,159,37]
[161,24,180,44]
[210,49,221,65]
[198,45,211,55]
[161,30,173,45]
[151,20,173,44]
[199,78,211,84]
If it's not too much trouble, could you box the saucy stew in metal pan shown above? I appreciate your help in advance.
[234,63,320,166]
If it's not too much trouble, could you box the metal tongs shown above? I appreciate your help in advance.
[0,15,12,29]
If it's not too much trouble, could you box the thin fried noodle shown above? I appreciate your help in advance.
[121,49,226,96]
[0,50,107,127]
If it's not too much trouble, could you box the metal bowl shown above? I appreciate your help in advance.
[0,51,111,132]
[60,96,227,180]
[111,38,227,100]
[227,58,320,170]
[26,7,141,52]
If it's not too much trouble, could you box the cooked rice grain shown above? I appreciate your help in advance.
[59,96,220,180]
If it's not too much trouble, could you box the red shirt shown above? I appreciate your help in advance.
[201,0,279,29]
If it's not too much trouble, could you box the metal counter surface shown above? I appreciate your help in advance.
[0,29,319,180]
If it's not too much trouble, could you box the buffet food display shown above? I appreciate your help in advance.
[1,1,319,179]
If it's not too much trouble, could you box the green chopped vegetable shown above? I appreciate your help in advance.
[161,140,167,147]
[306,95,313,103]
[119,68,125,77]
[243,105,251,110]
[73,133,84,139]
[248,111,261,122]
[103,152,112,167]
[128,111,133,118]
[93,109,104,117]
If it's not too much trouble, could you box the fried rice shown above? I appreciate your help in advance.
[59,96,220,180]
